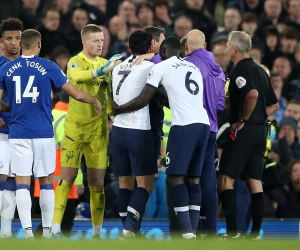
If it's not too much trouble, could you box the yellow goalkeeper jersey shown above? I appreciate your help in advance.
[65,52,112,135]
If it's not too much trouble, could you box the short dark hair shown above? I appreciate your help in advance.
[21,29,41,50]
[129,30,152,55]
[241,12,258,24]
[281,26,299,40]
[51,46,70,61]
[42,7,60,18]
[143,26,165,42]
[0,18,23,35]
[160,37,181,51]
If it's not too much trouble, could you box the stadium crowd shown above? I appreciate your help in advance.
[0,0,300,239]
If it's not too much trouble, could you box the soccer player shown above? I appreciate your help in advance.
[113,37,210,239]
[52,24,122,238]
[111,30,156,238]
[0,18,23,239]
[0,29,102,239]
[185,30,225,236]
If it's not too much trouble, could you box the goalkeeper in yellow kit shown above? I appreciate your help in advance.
[52,24,122,238]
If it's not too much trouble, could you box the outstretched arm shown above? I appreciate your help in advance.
[113,85,157,116]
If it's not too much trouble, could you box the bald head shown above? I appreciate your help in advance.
[186,29,206,53]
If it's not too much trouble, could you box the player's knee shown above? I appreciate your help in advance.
[61,167,78,183]
[167,175,184,188]
[218,174,234,191]
[185,175,199,186]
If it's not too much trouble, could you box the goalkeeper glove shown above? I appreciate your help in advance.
[95,54,123,76]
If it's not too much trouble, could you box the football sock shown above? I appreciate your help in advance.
[40,184,54,229]
[124,187,149,233]
[187,184,201,235]
[117,188,132,227]
[52,180,72,234]
[89,185,105,236]
[251,192,264,236]
[16,184,32,229]
[172,183,193,234]
[0,180,16,238]
[220,189,237,236]
[0,179,5,212]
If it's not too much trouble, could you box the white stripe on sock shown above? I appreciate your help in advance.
[119,212,127,217]
[127,206,140,219]
[174,206,189,212]
[189,205,200,211]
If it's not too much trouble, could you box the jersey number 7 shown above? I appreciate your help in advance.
[13,75,40,104]
[116,70,131,95]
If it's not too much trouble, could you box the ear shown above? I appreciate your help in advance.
[19,41,22,49]
[38,41,41,49]
[204,42,207,49]
[151,39,156,51]
[128,46,132,54]
[185,42,188,52]
[0,38,3,45]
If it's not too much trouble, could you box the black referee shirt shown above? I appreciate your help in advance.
[228,58,278,125]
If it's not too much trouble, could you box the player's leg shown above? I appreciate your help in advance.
[9,139,34,239]
[110,126,133,228]
[199,133,218,236]
[52,133,82,236]
[122,129,157,237]
[85,133,109,238]
[0,135,16,238]
[187,124,210,236]
[32,138,56,239]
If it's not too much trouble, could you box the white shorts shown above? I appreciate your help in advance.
[9,138,55,177]
[0,133,13,176]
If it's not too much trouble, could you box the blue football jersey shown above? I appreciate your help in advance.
[0,55,10,134]
[0,55,68,139]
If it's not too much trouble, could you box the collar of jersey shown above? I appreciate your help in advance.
[21,55,35,58]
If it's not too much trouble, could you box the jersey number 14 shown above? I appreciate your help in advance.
[13,75,40,104]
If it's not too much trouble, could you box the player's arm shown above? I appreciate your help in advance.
[61,81,102,115]
[0,77,9,112]
[68,54,122,83]
[113,85,156,115]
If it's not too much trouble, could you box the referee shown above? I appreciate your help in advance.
[218,31,279,240]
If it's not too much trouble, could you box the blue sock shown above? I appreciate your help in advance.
[187,184,201,234]
[4,180,16,191]
[0,179,6,191]
[172,183,192,234]
[117,188,132,227]
[124,187,149,233]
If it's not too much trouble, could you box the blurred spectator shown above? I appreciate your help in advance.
[106,0,122,21]
[270,71,287,122]
[90,0,106,14]
[277,117,300,159]
[50,46,71,73]
[174,0,217,45]
[287,0,300,30]
[0,0,20,22]
[38,7,65,58]
[243,0,265,17]
[284,99,300,122]
[19,0,41,29]
[211,41,233,77]
[153,0,173,27]
[63,6,90,55]
[280,26,299,64]
[264,160,300,218]
[79,1,106,25]
[211,7,241,47]
[108,15,127,46]
[173,15,192,40]
[272,56,297,101]
[240,12,263,46]
[249,45,263,64]
[118,0,138,25]
[53,0,72,32]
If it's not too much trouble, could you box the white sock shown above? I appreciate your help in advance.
[16,189,32,229]
[40,189,54,228]
[24,227,34,239]
[182,233,196,239]
[0,190,16,237]
[52,224,61,234]
[93,226,101,236]
[0,190,3,212]
[43,227,52,238]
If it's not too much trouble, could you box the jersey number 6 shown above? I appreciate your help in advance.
[13,75,40,104]
[185,71,199,95]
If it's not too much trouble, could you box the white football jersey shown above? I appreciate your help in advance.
[147,56,210,126]
[112,55,154,130]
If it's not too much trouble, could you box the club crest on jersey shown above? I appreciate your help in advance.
[235,76,246,89]
[71,63,78,69]
[148,70,153,79]
[66,151,74,162]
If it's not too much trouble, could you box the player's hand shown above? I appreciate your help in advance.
[230,121,244,137]
[133,53,155,65]
[112,101,119,117]
[94,99,102,115]
[0,118,5,129]
[96,54,123,76]
[76,184,84,196]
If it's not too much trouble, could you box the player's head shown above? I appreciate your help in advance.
[226,31,252,62]
[143,26,165,53]
[180,36,188,57]
[128,30,152,55]
[159,37,181,60]
[81,24,104,57]
[186,29,206,54]
[20,29,42,55]
[0,18,23,57]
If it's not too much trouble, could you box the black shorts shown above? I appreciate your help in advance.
[218,124,267,180]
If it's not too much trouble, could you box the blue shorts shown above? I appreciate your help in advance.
[110,126,157,177]
[166,123,210,177]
